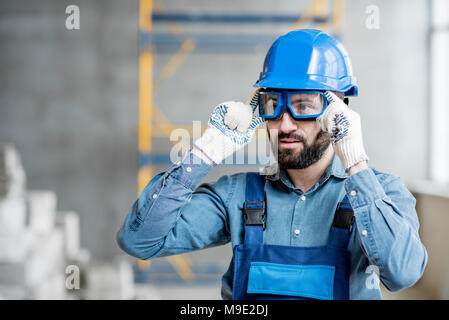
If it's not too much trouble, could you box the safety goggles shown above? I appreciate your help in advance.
[258,90,328,120]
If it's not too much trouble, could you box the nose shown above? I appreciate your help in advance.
[278,111,298,133]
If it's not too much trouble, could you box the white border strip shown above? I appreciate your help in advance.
[430,0,449,183]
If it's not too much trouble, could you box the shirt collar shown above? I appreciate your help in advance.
[264,154,347,191]
[326,154,347,179]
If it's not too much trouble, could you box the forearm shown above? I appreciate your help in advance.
[117,99,262,259]
[346,168,427,291]
[117,151,212,259]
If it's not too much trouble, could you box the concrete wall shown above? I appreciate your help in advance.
[0,0,138,259]
[414,193,449,299]
[343,0,429,179]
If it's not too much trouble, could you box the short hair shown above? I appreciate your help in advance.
[333,92,345,100]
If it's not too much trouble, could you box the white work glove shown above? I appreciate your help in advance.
[318,91,369,171]
[194,101,265,165]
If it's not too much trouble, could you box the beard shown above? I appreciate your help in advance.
[271,130,331,169]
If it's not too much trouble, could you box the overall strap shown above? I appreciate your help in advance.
[327,194,355,249]
[243,172,266,245]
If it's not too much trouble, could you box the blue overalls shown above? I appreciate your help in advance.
[232,173,355,300]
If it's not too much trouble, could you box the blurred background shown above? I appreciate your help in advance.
[0,0,448,300]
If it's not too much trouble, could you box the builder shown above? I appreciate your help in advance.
[117,29,427,299]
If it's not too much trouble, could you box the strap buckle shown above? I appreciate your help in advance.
[243,201,266,230]
[332,202,355,234]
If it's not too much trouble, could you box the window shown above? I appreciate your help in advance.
[430,0,449,183]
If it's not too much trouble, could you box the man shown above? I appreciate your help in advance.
[117,29,427,299]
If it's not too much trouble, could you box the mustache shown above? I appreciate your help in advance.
[276,132,307,143]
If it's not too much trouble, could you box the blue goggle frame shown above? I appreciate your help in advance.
[258,90,328,121]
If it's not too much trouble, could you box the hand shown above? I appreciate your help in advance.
[194,101,265,165]
[317,91,369,172]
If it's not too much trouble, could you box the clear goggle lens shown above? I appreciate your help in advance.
[259,91,326,119]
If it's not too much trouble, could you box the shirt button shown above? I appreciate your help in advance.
[294,229,300,235]
[300,195,306,201]
[186,167,192,172]
[152,193,158,199]
[361,229,368,237]
[350,190,357,196]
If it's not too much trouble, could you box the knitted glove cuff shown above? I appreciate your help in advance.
[334,137,369,172]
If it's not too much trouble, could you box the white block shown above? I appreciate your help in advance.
[0,144,26,199]
[0,230,33,263]
[29,274,67,300]
[27,190,57,234]
[56,211,80,260]
[27,228,65,286]
[134,284,161,300]
[85,264,117,299]
[0,229,65,287]
[0,285,27,300]
[118,259,135,300]
[74,248,91,265]
[0,262,27,286]
[85,260,135,300]
[0,198,26,234]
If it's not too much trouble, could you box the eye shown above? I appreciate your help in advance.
[299,104,312,111]
[291,101,320,115]
[291,102,313,112]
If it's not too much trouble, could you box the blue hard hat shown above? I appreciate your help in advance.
[255,29,358,96]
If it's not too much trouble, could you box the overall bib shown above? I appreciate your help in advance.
[232,173,355,300]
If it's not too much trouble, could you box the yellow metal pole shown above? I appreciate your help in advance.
[137,50,154,194]
[138,0,154,195]
[312,0,328,32]
[332,0,345,34]
[136,1,195,281]
[137,0,153,270]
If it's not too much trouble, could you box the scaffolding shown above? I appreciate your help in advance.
[137,0,345,282]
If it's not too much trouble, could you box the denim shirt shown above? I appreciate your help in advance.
[117,151,428,300]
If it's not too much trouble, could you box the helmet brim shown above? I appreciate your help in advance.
[254,74,358,97]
